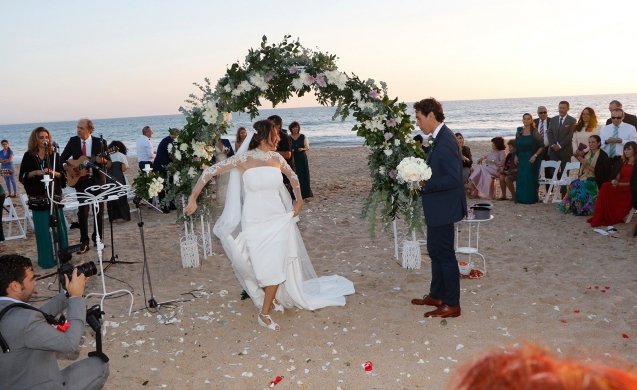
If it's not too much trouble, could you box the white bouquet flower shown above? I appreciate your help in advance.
[396,156,432,184]
[202,100,220,124]
[148,177,165,198]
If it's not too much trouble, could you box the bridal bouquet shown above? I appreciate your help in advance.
[396,156,432,186]
[133,171,165,199]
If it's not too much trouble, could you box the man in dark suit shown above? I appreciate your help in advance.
[213,138,234,162]
[0,254,109,389]
[410,98,467,318]
[60,118,110,254]
[152,129,178,212]
[605,100,637,129]
[547,101,577,173]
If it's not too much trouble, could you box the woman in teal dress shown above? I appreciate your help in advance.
[289,121,313,199]
[515,113,544,204]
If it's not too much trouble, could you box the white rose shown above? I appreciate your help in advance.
[187,167,197,178]
[174,150,182,161]
[384,149,392,156]
[179,143,188,152]
[394,139,401,146]
[173,172,181,185]
[378,166,386,175]
[292,76,305,90]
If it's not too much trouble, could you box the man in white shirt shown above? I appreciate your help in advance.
[135,126,154,170]
[600,109,637,172]
[534,106,551,190]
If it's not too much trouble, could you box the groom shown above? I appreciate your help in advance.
[411,98,467,318]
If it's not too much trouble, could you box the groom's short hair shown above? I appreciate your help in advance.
[414,98,445,122]
[267,115,282,128]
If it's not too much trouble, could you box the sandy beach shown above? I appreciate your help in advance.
[1,141,636,389]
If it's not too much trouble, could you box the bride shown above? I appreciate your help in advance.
[185,119,354,331]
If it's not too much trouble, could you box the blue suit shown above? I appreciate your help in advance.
[421,124,467,306]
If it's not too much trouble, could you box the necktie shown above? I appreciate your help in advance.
[559,117,563,128]
[81,140,87,156]
[609,126,619,157]
[539,121,545,139]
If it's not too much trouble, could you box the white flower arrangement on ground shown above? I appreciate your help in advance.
[133,171,165,200]
[396,157,432,184]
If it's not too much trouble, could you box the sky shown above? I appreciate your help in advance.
[1,0,636,124]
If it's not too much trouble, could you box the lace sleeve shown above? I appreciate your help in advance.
[198,154,246,184]
[276,154,302,200]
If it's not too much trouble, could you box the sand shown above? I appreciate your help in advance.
[1,142,636,389]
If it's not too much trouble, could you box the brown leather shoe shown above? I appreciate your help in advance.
[411,295,443,307]
[424,304,461,318]
[78,241,90,255]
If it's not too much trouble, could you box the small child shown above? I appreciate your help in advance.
[498,139,518,200]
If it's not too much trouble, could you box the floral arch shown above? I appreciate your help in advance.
[164,36,425,236]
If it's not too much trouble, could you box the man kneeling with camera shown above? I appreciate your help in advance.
[0,254,109,389]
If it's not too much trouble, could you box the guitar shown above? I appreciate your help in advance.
[64,146,118,187]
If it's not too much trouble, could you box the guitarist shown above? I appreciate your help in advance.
[61,118,111,254]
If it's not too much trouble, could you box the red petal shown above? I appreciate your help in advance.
[560,319,568,324]
[573,309,580,313]
[622,334,630,339]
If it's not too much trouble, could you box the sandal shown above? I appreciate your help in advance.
[272,298,284,313]
[257,313,280,331]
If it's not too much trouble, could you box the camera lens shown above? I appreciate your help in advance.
[75,261,98,278]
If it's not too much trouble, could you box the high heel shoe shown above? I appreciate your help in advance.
[258,313,280,331]
[272,299,284,313]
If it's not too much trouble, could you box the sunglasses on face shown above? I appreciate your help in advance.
[538,111,547,114]
[611,116,622,120]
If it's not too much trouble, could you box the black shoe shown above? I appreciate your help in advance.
[78,242,90,254]
[161,207,170,214]
[69,222,80,229]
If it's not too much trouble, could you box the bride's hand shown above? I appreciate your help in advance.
[184,195,198,216]
[293,199,303,217]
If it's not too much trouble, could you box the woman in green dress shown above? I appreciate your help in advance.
[289,121,313,199]
[515,113,544,204]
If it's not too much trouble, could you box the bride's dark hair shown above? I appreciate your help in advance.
[249,119,277,150]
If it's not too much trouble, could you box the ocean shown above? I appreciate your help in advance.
[1,92,635,163]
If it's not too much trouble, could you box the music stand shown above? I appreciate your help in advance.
[44,178,134,315]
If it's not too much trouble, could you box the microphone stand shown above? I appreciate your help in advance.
[43,142,64,291]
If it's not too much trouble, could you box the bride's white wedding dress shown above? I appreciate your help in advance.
[200,138,354,311]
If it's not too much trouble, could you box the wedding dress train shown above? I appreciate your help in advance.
[209,134,354,311]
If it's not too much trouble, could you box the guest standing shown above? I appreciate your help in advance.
[410,98,466,319]
[498,139,518,200]
[587,141,636,228]
[135,126,154,171]
[289,121,313,199]
[605,99,637,128]
[559,135,611,216]
[60,118,110,254]
[18,128,68,268]
[515,114,544,204]
[268,115,295,198]
[547,101,576,177]
[235,127,247,151]
[0,183,5,242]
[152,128,178,213]
[467,137,506,199]
[455,133,473,183]
[106,141,131,222]
[631,155,637,237]
[0,140,17,197]
[571,107,600,158]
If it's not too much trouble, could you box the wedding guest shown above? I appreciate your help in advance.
[0,139,17,197]
[498,139,517,200]
[559,135,611,216]
[631,157,637,237]
[450,343,637,390]
[587,141,636,229]
[571,107,600,158]
[135,125,154,170]
[18,127,68,269]
[60,118,110,254]
[605,99,637,128]
[152,128,178,213]
[455,132,473,183]
[411,98,466,319]
[213,138,234,206]
[534,106,551,190]
[106,140,131,222]
[600,108,637,174]
[268,115,295,198]
[289,121,313,199]
[235,127,247,151]
[547,101,576,188]
[515,113,544,204]
[466,137,506,199]
[0,183,5,242]
[413,134,424,149]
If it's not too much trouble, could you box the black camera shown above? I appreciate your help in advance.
[58,261,98,283]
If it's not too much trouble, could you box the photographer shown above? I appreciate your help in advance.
[0,254,109,389]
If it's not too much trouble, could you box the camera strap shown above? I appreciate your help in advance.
[0,302,64,353]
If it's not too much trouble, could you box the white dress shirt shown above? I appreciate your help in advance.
[81,137,92,157]
[537,118,549,146]
[599,122,637,157]
[136,135,154,162]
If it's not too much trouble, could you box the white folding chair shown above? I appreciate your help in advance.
[61,187,80,230]
[18,193,35,231]
[2,197,26,240]
[538,160,560,203]
[625,208,636,224]
[551,161,581,203]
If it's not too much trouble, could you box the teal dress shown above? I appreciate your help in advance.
[515,128,542,204]
[291,134,313,199]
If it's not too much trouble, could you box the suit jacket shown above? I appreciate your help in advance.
[606,112,637,129]
[0,294,87,389]
[547,114,576,154]
[421,124,467,227]
[60,135,109,183]
[152,135,174,175]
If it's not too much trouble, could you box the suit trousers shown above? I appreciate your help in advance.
[426,223,460,306]
[75,179,104,244]
[61,356,109,390]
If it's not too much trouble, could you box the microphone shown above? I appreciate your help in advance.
[81,160,99,169]
[41,140,48,147]
[52,141,59,150]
